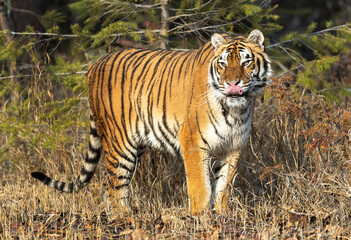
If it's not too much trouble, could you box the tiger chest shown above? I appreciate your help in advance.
[204,103,254,157]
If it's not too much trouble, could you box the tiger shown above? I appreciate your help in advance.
[31,29,272,215]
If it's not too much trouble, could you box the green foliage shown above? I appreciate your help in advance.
[49,56,86,93]
[0,32,22,63]
[39,10,67,29]
[92,21,140,47]
[274,21,351,102]
[69,0,281,49]
[69,0,102,30]
[240,4,262,16]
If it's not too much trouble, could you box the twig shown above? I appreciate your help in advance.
[0,71,87,80]
[266,23,351,49]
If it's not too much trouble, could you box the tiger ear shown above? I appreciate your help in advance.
[248,29,264,49]
[211,33,226,49]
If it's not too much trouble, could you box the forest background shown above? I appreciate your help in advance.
[0,0,350,239]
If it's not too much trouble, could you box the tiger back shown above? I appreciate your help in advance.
[31,29,272,215]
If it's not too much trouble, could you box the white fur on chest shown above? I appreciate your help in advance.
[204,100,254,157]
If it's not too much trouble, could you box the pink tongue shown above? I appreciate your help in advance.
[226,83,243,96]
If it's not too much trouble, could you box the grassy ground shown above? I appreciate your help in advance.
[1,76,350,239]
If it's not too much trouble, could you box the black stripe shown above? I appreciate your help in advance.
[85,152,100,164]
[142,51,175,151]
[221,106,233,127]
[186,53,198,107]
[257,52,267,77]
[139,50,168,119]
[68,182,74,192]
[168,51,189,98]
[108,121,137,160]
[106,157,118,169]
[157,123,178,154]
[105,52,138,156]
[135,51,166,116]
[195,110,209,147]
[145,50,170,93]
[119,162,134,173]
[106,153,135,173]
[90,127,99,137]
[145,100,170,152]
[120,49,147,147]
[106,168,132,181]
[110,183,130,190]
[128,50,153,135]
[95,52,114,119]
[117,50,141,149]
[255,54,261,78]
[108,149,135,165]
[146,51,172,113]
[88,142,101,154]
[206,95,219,125]
[80,167,95,179]
[160,55,181,140]
[54,181,59,190]
[156,50,182,106]
[207,110,225,140]
[130,50,153,76]
[98,52,121,142]
[213,163,226,174]
[58,182,65,192]
[198,43,213,65]
[177,53,190,83]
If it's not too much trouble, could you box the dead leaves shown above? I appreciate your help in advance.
[3,207,350,239]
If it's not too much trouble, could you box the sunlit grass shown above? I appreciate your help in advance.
[1,76,350,238]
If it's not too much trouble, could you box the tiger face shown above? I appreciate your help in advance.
[209,30,272,108]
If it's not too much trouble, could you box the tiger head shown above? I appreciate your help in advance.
[208,29,272,108]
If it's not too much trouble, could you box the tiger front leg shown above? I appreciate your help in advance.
[212,150,241,213]
[179,128,212,215]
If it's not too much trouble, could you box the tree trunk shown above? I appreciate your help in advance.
[0,0,18,103]
[159,0,169,49]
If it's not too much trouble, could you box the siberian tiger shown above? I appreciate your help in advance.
[31,29,272,215]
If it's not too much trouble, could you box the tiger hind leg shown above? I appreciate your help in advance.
[104,146,143,213]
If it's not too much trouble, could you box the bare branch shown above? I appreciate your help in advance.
[168,0,218,12]
[267,24,351,49]
[0,71,87,80]
[11,8,39,18]
[6,31,81,38]
[99,0,161,10]
[4,29,163,39]
[169,16,249,34]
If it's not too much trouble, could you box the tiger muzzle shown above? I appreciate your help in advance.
[225,81,243,96]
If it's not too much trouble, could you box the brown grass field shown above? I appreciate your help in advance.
[1,76,350,239]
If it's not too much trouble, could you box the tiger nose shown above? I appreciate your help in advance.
[226,80,241,85]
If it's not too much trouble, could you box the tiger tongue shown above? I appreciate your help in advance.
[226,83,243,96]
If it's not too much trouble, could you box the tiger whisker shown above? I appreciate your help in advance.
[198,91,217,106]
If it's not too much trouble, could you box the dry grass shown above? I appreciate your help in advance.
[1,76,351,239]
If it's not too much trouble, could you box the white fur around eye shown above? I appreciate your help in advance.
[218,61,226,69]
[239,48,251,66]
[242,60,252,67]
[218,51,229,69]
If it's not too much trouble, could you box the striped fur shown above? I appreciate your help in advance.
[31,29,272,215]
